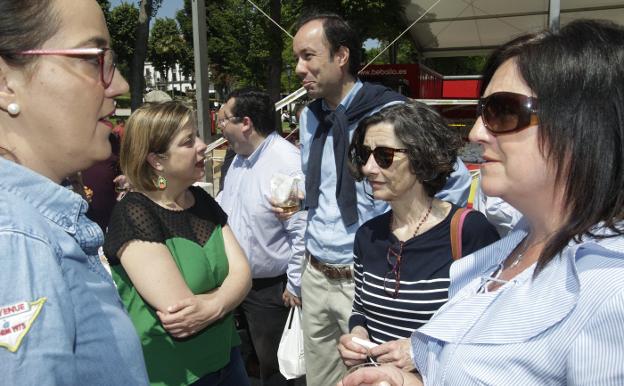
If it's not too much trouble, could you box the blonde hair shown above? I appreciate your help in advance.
[120,101,196,191]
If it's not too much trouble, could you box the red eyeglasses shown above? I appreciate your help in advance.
[384,241,404,298]
[477,91,539,134]
[18,48,117,88]
[356,146,408,169]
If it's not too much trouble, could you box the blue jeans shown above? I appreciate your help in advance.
[192,347,249,386]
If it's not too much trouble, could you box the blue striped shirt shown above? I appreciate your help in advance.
[411,219,624,385]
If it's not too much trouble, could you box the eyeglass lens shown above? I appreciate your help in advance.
[359,146,400,169]
[102,49,116,88]
[384,242,403,298]
[478,92,538,134]
[219,116,233,127]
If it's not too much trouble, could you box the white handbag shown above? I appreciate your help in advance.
[277,306,306,379]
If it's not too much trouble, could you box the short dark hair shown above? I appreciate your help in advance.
[481,19,624,272]
[225,88,276,137]
[296,12,361,78]
[348,101,462,197]
[0,0,60,67]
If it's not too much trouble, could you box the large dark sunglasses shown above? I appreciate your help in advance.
[477,91,539,134]
[356,146,408,169]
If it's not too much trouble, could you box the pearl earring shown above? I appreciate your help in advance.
[7,103,20,116]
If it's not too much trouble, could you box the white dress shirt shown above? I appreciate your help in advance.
[473,179,522,237]
[217,132,306,296]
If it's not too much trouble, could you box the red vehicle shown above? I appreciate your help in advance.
[358,64,481,137]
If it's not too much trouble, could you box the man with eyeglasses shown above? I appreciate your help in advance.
[289,12,472,386]
[216,88,306,386]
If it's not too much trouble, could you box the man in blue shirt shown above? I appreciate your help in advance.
[217,89,306,385]
[291,12,471,385]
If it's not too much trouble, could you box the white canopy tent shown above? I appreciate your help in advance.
[403,0,624,57]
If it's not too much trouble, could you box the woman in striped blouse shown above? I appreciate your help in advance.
[341,19,624,386]
[337,101,499,368]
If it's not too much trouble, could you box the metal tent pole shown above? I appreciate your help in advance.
[549,0,561,31]
[192,0,214,192]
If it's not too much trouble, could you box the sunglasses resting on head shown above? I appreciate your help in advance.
[477,91,539,134]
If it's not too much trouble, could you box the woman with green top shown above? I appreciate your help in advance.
[103,101,252,386]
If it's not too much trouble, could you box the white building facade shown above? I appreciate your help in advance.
[144,62,195,93]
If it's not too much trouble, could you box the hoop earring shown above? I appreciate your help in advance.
[157,176,167,190]
[7,103,20,116]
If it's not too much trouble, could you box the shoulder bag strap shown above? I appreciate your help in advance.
[450,208,473,260]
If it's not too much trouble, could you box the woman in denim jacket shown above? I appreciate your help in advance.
[0,0,149,384]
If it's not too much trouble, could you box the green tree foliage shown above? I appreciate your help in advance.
[280,1,303,92]
[299,0,406,45]
[175,1,194,79]
[175,0,302,99]
[365,42,486,75]
[149,17,185,85]
[130,0,162,110]
[109,3,139,79]
[159,0,489,101]
[173,0,411,100]
[423,56,487,76]
[363,37,419,65]
[206,0,268,95]
[97,0,112,22]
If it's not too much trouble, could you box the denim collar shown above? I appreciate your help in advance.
[0,157,86,235]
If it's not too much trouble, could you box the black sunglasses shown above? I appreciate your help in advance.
[477,91,539,134]
[356,146,408,169]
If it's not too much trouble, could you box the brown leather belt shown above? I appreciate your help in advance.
[308,253,352,280]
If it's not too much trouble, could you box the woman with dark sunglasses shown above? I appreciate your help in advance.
[337,101,498,369]
[342,19,624,386]
[0,0,149,384]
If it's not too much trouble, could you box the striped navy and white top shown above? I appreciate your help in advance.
[348,206,499,343]
[412,219,624,385]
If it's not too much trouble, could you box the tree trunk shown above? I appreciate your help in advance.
[389,43,398,64]
[267,0,283,132]
[130,0,154,111]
